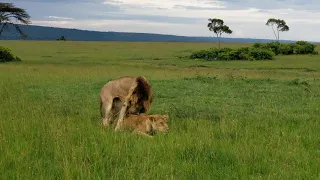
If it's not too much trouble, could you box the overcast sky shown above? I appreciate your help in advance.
[8,0,320,41]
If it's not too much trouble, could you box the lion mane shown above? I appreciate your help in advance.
[99,76,153,128]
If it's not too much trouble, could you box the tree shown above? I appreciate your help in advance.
[266,18,289,41]
[207,18,233,49]
[0,3,31,38]
[57,36,66,41]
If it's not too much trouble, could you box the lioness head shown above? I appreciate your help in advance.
[149,115,169,134]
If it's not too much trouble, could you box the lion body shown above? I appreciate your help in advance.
[121,114,169,138]
[99,76,153,129]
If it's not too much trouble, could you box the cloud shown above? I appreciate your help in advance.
[103,0,226,9]
[8,0,320,41]
[47,16,74,20]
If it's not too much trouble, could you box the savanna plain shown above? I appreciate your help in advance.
[0,41,320,179]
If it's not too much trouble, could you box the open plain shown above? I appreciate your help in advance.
[0,41,319,179]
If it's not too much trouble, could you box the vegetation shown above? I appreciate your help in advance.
[266,18,289,41]
[57,36,66,41]
[207,18,233,49]
[0,46,21,62]
[0,41,319,179]
[253,41,318,55]
[191,41,318,61]
[190,47,274,61]
[0,3,31,37]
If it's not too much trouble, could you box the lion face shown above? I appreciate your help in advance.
[126,102,143,114]
[149,115,169,133]
[125,95,146,115]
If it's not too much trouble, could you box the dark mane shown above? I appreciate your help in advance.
[126,76,153,113]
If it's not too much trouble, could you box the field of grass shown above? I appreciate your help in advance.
[0,40,320,179]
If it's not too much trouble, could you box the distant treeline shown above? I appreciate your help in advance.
[0,24,302,43]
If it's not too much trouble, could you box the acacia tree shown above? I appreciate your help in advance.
[207,18,232,49]
[266,18,289,41]
[0,3,31,37]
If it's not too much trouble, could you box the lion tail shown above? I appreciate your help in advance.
[99,97,104,117]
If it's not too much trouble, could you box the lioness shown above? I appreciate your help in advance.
[99,76,153,130]
[120,114,169,138]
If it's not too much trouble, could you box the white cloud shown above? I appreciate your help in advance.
[103,0,225,9]
[47,16,75,20]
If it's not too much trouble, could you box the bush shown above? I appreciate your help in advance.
[190,50,218,60]
[57,36,67,41]
[253,43,266,49]
[293,41,317,54]
[253,42,282,55]
[249,48,275,60]
[0,46,15,62]
[190,40,317,62]
[190,47,274,61]
[266,41,281,55]
[279,43,294,55]
[0,46,22,63]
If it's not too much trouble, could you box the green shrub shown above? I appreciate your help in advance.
[190,40,317,62]
[190,50,211,59]
[249,48,275,60]
[266,41,281,55]
[57,36,67,41]
[0,46,22,63]
[0,46,15,62]
[253,43,266,49]
[239,52,254,61]
[193,50,219,61]
[279,43,294,55]
[190,47,274,61]
[217,52,231,60]
[293,41,317,54]
[253,42,281,55]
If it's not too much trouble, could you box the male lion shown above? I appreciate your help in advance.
[120,114,169,138]
[99,76,153,130]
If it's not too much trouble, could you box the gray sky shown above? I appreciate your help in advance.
[9,0,320,41]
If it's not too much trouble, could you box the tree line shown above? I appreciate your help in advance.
[208,18,290,49]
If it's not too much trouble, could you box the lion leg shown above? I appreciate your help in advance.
[132,130,153,138]
[114,102,128,131]
[102,103,113,127]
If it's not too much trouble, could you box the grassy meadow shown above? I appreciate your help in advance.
[0,40,320,179]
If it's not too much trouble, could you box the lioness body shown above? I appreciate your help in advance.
[99,76,153,130]
[121,114,169,138]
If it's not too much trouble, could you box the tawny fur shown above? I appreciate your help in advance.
[99,76,153,130]
[120,114,169,138]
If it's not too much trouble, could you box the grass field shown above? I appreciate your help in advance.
[0,41,320,179]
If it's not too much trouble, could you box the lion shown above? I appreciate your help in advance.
[99,76,153,130]
[120,114,169,138]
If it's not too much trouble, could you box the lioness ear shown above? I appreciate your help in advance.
[163,114,169,119]
[149,117,156,122]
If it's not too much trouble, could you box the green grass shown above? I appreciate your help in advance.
[0,40,320,179]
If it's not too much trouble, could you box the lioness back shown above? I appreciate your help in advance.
[122,114,169,136]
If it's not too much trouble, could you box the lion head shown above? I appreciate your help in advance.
[149,114,169,134]
[125,76,153,115]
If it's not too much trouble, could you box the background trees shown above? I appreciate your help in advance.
[0,3,31,37]
[207,18,233,49]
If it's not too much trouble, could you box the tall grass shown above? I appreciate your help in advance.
[0,41,319,179]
